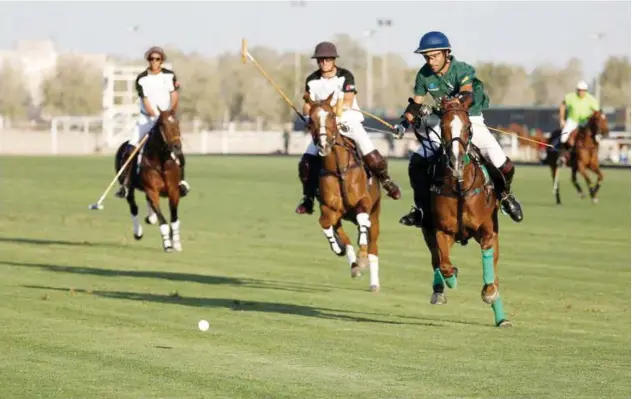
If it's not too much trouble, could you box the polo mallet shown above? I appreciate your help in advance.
[87,134,149,211]
[241,38,305,123]
[242,38,400,138]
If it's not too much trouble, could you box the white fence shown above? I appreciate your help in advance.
[0,127,630,166]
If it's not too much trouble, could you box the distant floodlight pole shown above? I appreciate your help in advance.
[364,29,376,110]
[377,18,392,92]
[592,32,605,105]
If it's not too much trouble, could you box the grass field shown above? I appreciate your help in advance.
[0,156,630,399]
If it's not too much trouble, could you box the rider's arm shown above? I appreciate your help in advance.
[169,72,180,112]
[559,101,567,127]
[340,69,357,109]
[403,70,427,123]
[455,64,475,108]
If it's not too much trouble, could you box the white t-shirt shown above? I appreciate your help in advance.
[135,68,179,115]
[305,67,364,123]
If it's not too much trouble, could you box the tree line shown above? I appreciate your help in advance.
[0,33,629,129]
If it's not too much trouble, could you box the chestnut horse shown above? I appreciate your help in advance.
[420,97,511,327]
[304,92,382,292]
[545,110,610,204]
[114,108,184,252]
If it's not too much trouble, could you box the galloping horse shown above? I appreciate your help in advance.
[304,92,382,292]
[545,110,610,204]
[114,108,184,252]
[419,97,511,327]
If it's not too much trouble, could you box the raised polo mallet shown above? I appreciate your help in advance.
[241,38,305,122]
[87,134,148,211]
[241,38,403,137]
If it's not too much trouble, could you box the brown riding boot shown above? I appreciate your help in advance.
[363,150,401,199]
[295,154,320,214]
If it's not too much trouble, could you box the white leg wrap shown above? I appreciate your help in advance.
[322,226,342,255]
[132,215,143,237]
[356,213,371,246]
[171,220,182,251]
[369,254,380,287]
[146,199,157,224]
[159,223,172,247]
[346,245,356,265]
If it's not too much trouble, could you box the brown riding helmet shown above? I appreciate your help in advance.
[144,46,166,61]
[311,42,339,59]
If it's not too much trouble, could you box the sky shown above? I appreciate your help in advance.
[0,1,630,80]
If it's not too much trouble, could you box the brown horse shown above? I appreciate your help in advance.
[420,97,511,327]
[304,92,382,292]
[115,108,184,252]
[545,110,610,204]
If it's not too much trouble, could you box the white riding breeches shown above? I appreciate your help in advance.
[129,114,158,147]
[304,120,376,157]
[560,118,579,144]
[413,115,507,168]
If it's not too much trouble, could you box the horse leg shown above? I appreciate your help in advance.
[366,206,381,292]
[168,181,182,252]
[319,205,346,258]
[589,152,603,203]
[577,160,593,198]
[551,164,562,205]
[354,197,373,272]
[146,189,172,252]
[435,230,458,289]
[571,163,585,198]
[126,188,143,240]
[145,198,158,225]
[422,225,445,305]
[333,221,359,277]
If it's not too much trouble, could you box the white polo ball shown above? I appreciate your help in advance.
[198,319,210,331]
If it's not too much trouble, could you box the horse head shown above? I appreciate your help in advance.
[588,109,610,138]
[304,91,339,157]
[155,106,182,156]
[439,97,473,180]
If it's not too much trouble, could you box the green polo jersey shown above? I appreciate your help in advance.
[414,56,489,116]
[563,92,599,124]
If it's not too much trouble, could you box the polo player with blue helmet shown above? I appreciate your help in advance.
[394,31,524,227]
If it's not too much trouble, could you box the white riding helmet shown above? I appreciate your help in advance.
[576,80,589,91]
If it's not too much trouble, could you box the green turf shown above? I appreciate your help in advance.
[0,156,629,399]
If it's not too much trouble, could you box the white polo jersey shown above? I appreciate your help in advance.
[135,68,179,115]
[305,67,364,123]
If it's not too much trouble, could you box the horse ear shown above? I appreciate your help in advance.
[325,91,335,105]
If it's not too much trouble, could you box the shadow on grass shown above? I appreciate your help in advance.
[24,285,441,327]
[2,260,338,294]
[0,236,154,252]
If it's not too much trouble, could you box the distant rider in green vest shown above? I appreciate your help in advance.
[556,80,600,152]
[393,31,524,228]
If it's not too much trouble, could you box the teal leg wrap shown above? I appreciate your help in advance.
[492,296,506,325]
[482,248,495,285]
[444,273,457,289]
[433,268,445,286]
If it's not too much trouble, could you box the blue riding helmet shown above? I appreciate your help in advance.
[414,31,451,54]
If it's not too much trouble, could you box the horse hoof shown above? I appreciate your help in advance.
[369,285,380,293]
[134,233,143,241]
[430,292,447,305]
[173,242,182,252]
[356,247,369,270]
[592,198,599,204]
[350,263,362,278]
[496,319,514,328]
[579,193,586,199]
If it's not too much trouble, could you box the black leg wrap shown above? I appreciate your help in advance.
[177,153,186,180]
